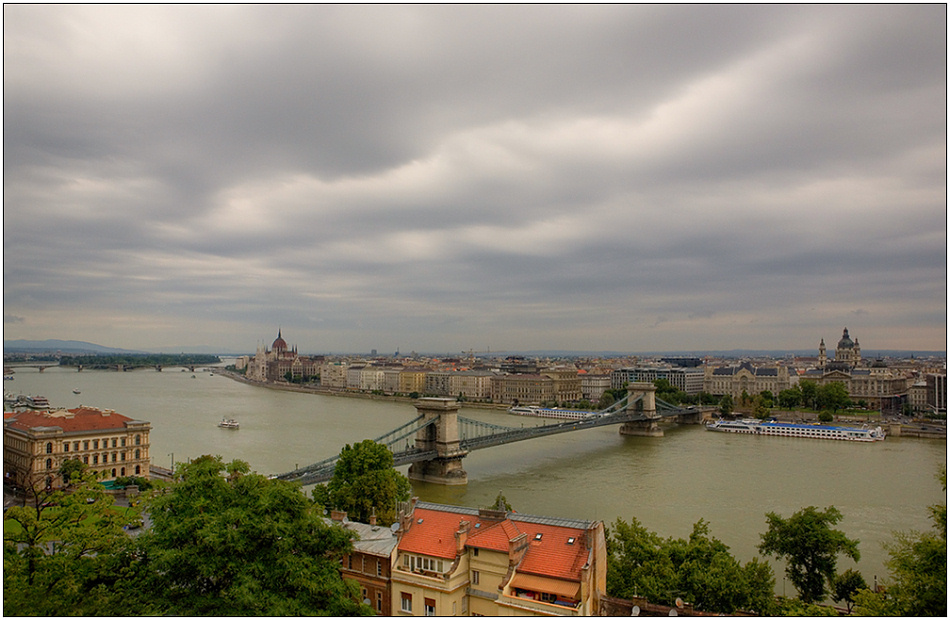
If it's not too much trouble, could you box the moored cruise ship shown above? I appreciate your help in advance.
[508,406,599,420]
[706,418,885,442]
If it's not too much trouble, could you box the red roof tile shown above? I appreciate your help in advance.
[399,505,591,581]
[7,407,136,434]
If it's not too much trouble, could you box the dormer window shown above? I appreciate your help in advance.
[534,533,543,541]
[567,537,576,545]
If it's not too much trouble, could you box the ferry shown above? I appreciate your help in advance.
[25,395,51,409]
[507,406,599,421]
[218,418,240,429]
[705,418,885,442]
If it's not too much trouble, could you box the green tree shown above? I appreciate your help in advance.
[816,382,850,413]
[799,380,818,409]
[59,457,86,487]
[718,394,734,416]
[3,471,139,615]
[313,440,411,526]
[136,455,369,616]
[607,517,775,614]
[817,410,834,423]
[752,395,771,420]
[831,568,866,613]
[778,386,802,409]
[854,468,946,616]
[758,506,860,604]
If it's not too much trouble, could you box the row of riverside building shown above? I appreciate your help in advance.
[330,498,607,617]
[237,328,947,414]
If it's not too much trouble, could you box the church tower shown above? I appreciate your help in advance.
[818,338,827,368]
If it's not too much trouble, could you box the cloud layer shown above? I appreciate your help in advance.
[4,5,946,353]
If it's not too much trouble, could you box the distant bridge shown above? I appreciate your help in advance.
[276,382,701,486]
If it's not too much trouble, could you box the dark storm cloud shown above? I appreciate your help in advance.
[3,4,945,352]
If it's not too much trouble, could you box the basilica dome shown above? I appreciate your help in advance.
[837,328,854,349]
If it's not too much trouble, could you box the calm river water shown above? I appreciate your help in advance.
[7,364,946,588]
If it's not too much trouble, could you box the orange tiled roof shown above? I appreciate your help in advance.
[398,507,471,559]
[398,504,592,581]
[7,407,136,434]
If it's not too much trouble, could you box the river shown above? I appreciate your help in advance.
[6,363,946,589]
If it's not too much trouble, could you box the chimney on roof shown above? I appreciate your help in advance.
[508,532,529,566]
[478,508,506,521]
[455,520,471,553]
[330,509,347,522]
[369,508,377,527]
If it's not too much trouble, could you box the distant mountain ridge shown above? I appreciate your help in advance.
[3,339,148,355]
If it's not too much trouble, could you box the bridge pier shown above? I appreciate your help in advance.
[619,382,664,437]
[408,398,469,486]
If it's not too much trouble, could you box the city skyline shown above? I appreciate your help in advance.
[4,5,947,354]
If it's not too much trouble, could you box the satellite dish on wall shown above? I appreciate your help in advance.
[390,522,400,533]
[363,599,371,606]
[631,605,640,616]
[675,597,684,609]
[668,610,677,617]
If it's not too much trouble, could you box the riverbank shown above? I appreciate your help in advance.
[215,370,510,410]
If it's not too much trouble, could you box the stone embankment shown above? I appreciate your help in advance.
[215,370,509,410]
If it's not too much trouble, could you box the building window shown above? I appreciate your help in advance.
[400,592,412,613]
[135,465,140,475]
[121,467,125,476]
[377,560,382,576]
[74,441,80,451]
[348,555,353,569]
[93,440,99,450]
[63,443,69,453]
[93,455,99,465]
[83,456,88,465]
[112,438,117,448]
[472,548,479,557]
[135,435,141,446]
[121,438,126,447]
[84,441,89,450]
[135,449,140,459]
[376,591,382,612]
[45,458,52,470]
[424,598,435,616]
[472,570,480,585]
[112,453,117,463]
[46,442,53,454]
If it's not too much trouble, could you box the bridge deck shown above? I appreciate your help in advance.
[276,394,690,486]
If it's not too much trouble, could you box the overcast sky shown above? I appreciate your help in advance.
[3,5,946,354]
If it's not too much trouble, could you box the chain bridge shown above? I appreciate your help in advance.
[276,382,701,486]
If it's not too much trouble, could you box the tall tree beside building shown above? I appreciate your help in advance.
[313,439,411,526]
[137,455,370,616]
[758,505,860,604]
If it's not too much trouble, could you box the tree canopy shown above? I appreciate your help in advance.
[136,455,371,615]
[607,517,775,614]
[312,439,411,526]
[4,471,140,615]
[758,505,860,604]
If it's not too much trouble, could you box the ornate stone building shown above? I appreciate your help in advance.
[4,406,151,489]
[246,330,321,382]
[806,328,909,412]
[703,362,794,399]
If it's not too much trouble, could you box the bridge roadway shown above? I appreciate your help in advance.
[276,390,690,486]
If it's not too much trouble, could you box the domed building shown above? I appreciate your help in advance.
[246,329,322,383]
[808,328,908,413]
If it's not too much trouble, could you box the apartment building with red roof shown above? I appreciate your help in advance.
[392,499,606,616]
[4,406,151,489]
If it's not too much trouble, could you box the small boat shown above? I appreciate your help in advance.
[25,395,51,409]
[507,405,599,420]
[218,418,240,429]
[72,388,81,394]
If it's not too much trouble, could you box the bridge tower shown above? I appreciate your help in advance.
[619,382,664,437]
[407,398,469,486]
